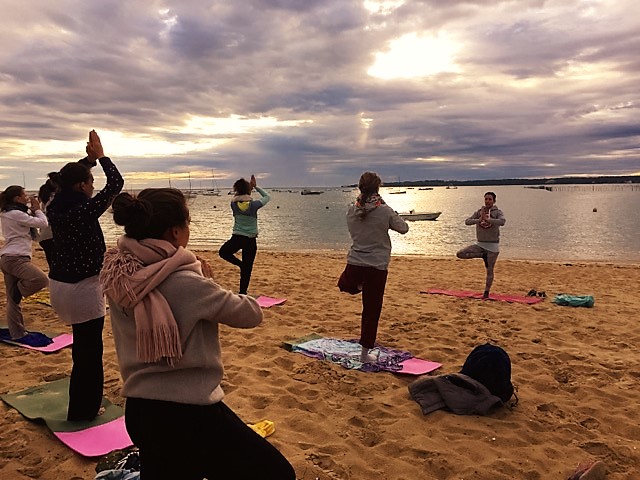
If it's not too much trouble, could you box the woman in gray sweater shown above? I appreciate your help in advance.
[338,172,409,363]
[101,188,295,480]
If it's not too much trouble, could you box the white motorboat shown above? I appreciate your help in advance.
[398,211,441,221]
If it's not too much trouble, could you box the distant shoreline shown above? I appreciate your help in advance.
[344,175,640,188]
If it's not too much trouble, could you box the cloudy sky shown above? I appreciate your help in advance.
[1,0,639,190]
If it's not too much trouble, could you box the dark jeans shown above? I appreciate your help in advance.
[67,317,104,421]
[219,234,257,294]
[125,397,296,480]
[338,263,388,349]
[39,239,54,267]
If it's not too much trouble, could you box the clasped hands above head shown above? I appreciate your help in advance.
[85,130,105,162]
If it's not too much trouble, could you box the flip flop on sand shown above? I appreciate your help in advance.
[527,289,547,298]
[248,420,276,438]
[567,459,606,480]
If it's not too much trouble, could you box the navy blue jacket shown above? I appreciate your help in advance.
[47,157,124,283]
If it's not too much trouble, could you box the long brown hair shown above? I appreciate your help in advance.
[0,185,24,211]
[358,172,381,199]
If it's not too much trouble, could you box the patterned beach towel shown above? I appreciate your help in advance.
[292,337,413,372]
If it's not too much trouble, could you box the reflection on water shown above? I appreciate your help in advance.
[100,185,640,262]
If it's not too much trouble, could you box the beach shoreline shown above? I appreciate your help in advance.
[1,249,639,479]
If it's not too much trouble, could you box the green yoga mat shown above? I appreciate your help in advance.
[1,377,122,432]
[1,378,133,456]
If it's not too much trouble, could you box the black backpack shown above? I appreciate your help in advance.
[460,343,515,404]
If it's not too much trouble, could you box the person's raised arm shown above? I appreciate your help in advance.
[77,129,103,169]
[84,130,124,215]
[86,129,104,161]
[251,174,271,206]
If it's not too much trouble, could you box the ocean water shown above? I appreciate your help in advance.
[100,185,640,262]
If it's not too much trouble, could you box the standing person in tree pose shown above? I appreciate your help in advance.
[219,174,270,295]
[338,172,409,363]
[0,185,51,346]
[456,191,506,299]
[47,130,124,421]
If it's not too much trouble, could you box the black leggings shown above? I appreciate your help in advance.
[218,234,257,294]
[68,317,104,421]
[125,397,296,480]
[338,264,388,349]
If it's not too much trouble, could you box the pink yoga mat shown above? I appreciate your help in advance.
[256,296,287,308]
[0,333,73,352]
[398,357,442,375]
[421,289,543,304]
[53,416,133,457]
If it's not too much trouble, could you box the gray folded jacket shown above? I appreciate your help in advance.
[408,373,503,415]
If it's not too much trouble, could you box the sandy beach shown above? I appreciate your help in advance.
[1,248,639,479]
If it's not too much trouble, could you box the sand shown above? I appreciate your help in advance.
[1,249,639,479]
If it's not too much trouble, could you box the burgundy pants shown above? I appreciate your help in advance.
[338,264,388,349]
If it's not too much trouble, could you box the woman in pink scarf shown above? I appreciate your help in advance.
[101,188,295,480]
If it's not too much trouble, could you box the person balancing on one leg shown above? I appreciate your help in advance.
[338,172,409,363]
[456,191,506,299]
[219,175,270,295]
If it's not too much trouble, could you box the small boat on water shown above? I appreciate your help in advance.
[388,190,407,194]
[398,211,441,221]
[301,189,324,195]
[201,170,222,196]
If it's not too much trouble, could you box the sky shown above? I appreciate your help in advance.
[1,0,639,190]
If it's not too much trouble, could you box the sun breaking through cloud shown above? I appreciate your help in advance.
[368,32,461,79]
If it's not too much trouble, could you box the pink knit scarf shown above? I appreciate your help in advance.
[100,236,202,364]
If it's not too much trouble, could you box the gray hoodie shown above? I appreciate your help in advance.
[464,205,505,243]
[346,203,409,270]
